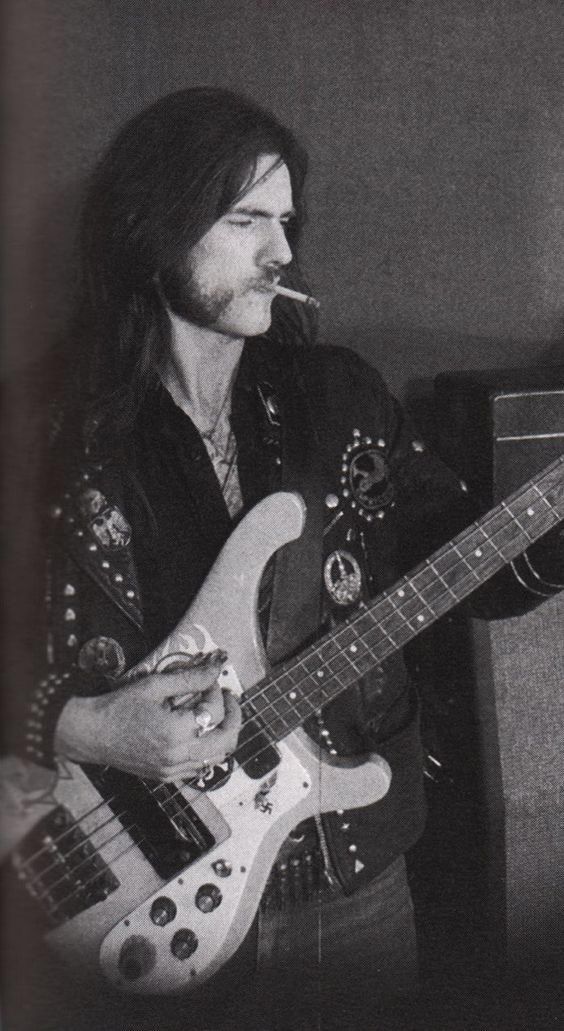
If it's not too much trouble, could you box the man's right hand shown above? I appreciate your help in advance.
[54,650,242,780]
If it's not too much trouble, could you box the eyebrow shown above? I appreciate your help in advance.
[228,205,297,220]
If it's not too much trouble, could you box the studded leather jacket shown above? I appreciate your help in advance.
[12,341,564,896]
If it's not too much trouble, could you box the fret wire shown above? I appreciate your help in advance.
[452,542,483,581]
[300,653,322,675]
[268,694,295,717]
[372,619,397,650]
[531,481,560,514]
[324,650,356,675]
[271,676,328,729]
[256,537,509,726]
[403,570,439,615]
[364,618,412,654]
[476,521,511,562]
[247,463,564,737]
[268,714,295,738]
[355,601,400,649]
[408,563,450,608]
[247,535,531,742]
[365,587,428,640]
[247,543,562,759]
[424,559,459,603]
[500,500,535,545]
[268,717,291,738]
[272,709,292,729]
[318,638,342,661]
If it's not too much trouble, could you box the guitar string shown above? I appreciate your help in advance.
[17,477,561,894]
[18,475,562,900]
[18,477,561,900]
[22,490,562,915]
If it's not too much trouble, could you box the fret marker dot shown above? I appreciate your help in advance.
[289,691,297,700]
[398,589,405,598]
[527,507,535,516]
[417,614,425,623]
[317,670,325,678]
[349,644,358,654]
[475,548,483,557]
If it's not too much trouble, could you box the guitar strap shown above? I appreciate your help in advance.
[264,357,325,667]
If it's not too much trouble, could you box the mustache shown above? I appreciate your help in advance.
[247,271,281,291]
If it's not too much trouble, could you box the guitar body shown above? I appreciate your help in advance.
[11,493,391,995]
[13,454,563,994]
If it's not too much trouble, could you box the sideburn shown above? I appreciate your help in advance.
[159,261,233,327]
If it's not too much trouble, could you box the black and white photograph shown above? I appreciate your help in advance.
[2,3,564,1029]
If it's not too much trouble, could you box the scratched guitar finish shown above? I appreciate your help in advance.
[11,457,564,994]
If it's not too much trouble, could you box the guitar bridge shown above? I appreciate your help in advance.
[12,805,119,927]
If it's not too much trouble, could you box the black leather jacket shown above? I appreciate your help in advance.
[13,341,564,893]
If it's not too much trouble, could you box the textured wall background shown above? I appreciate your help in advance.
[3,0,564,395]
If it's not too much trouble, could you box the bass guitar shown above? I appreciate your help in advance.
[7,454,564,994]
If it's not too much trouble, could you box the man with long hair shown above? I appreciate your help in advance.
[6,88,564,1031]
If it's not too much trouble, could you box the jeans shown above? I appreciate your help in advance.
[251,855,418,1031]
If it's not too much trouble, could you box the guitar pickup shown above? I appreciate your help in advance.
[12,805,119,927]
[84,766,217,880]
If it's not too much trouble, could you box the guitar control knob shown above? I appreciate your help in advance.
[170,928,198,960]
[118,935,156,981]
[195,883,223,913]
[150,896,177,926]
[212,859,232,878]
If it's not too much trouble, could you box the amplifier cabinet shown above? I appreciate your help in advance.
[434,367,564,975]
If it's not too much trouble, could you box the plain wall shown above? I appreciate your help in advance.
[3,0,564,397]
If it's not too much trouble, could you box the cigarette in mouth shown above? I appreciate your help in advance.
[274,285,320,310]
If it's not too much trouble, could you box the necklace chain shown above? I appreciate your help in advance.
[199,385,233,449]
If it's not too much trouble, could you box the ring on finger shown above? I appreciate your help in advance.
[194,704,216,737]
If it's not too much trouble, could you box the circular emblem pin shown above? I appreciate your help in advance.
[339,431,395,520]
[349,449,393,510]
[78,636,127,678]
[324,550,363,607]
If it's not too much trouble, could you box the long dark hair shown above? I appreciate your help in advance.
[67,87,314,442]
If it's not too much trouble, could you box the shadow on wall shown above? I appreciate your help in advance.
[323,319,564,418]
[6,164,564,409]
[3,179,84,378]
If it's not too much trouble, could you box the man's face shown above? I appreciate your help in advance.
[163,154,295,339]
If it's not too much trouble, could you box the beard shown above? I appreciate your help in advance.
[159,260,236,329]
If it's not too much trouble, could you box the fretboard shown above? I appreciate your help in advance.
[247,454,564,744]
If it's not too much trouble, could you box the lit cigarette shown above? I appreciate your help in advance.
[274,285,320,309]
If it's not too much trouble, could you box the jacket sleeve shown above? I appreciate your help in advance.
[3,387,145,770]
[6,504,110,771]
[362,359,564,618]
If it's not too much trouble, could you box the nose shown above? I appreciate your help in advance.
[259,220,293,270]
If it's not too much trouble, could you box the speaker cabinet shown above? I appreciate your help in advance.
[434,367,564,975]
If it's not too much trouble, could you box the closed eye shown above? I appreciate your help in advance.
[226,205,296,228]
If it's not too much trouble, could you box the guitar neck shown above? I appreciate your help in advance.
[248,454,564,744]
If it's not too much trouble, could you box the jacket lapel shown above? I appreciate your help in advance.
[265,355,325,665]
[65,475,144,631]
